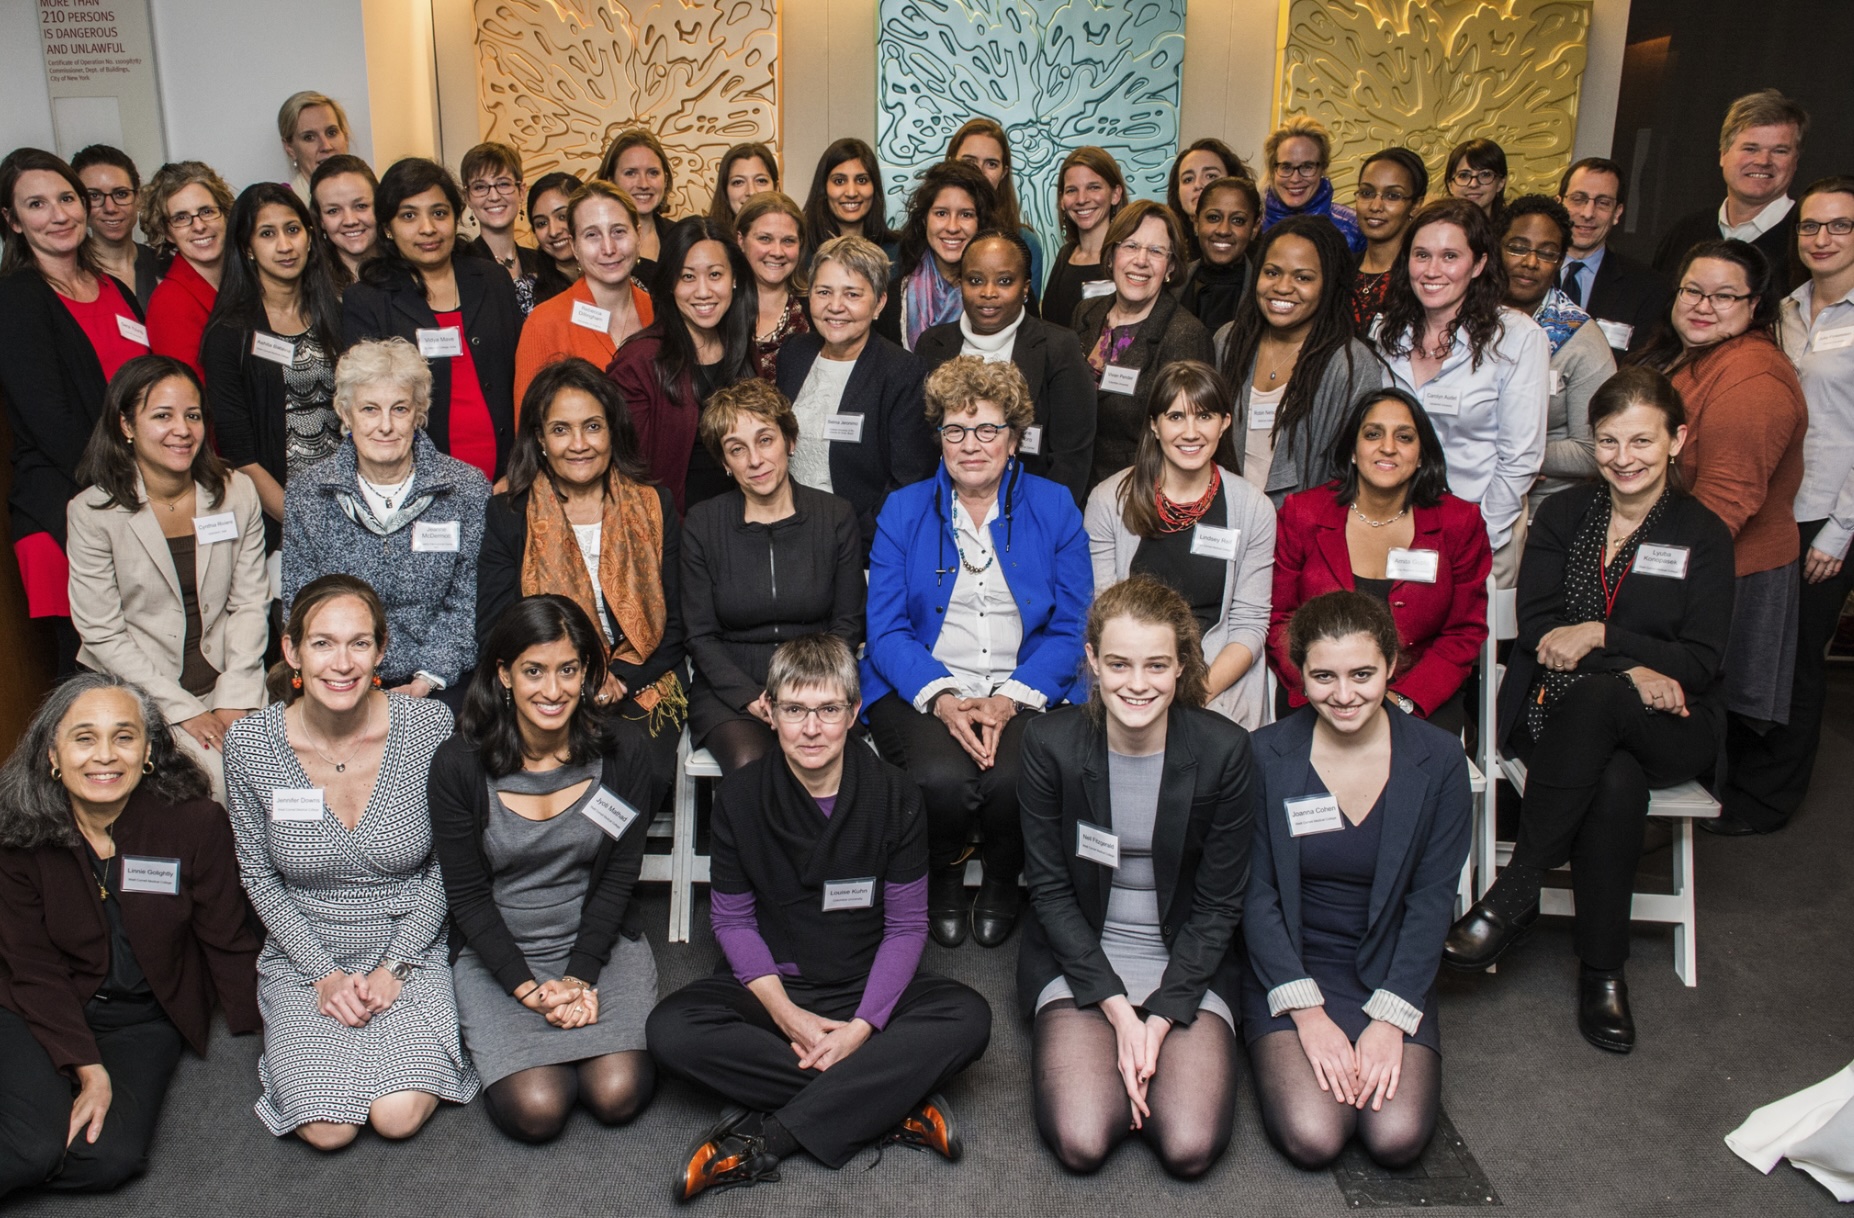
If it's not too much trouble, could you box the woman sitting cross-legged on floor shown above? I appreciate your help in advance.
[647,634,993,1202]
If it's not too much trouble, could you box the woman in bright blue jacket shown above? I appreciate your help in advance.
[863,356,1091,953]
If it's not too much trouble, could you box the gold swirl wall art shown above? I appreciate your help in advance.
[1276,0,1590,198]
[473,0,779,218]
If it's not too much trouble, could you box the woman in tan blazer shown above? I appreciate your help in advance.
[67,355,270,796]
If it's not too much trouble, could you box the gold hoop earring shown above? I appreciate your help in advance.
[49,763,61,779]
[143,760,154,774]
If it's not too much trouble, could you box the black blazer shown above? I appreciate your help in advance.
[1579,248,1670,356]
[1071,290,1215,490]
[341,257,520,477]
[0,271,143,544]
[914,315,1097,507]
[1652,205,1803,291]
[774,332,938,552]
[1016,704,1255,1025]
[428,735,652,991]
[1498,483,1736,751]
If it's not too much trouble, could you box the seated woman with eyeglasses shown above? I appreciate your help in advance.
[1444,139,1508,221]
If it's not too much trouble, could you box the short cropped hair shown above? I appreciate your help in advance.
[333,338,432,431]
[810,234,889,295]
[460,142,523,187]
[700,378,797,463]
[1719,88,1810,154]
[765,633,860,706]
[923,356,1034,431]
[1559,156,1628,207]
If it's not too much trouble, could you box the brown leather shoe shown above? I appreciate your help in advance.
[883,1092,963,1162]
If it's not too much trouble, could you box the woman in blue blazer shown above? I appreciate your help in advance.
[863,357,1091,951]
[1243,590,1471,1171]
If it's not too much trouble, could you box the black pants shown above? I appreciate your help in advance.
[1721,518,1854,830]
[0,1003,184,1200]
[611,708,682,814]
[865,693,1035,875]
[1508,677,1720,968]
[646,971,992,1169]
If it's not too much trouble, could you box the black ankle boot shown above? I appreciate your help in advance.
[928,865,969,948]
[1578,965,1634,1053]
[1443,868,1544,971]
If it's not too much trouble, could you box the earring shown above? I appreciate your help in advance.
[143,760,155,775]
[290,669,303,690]
[49,763,61,780]
[372,672,384,688]
[500,685,512,706]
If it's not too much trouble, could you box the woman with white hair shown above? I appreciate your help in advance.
[280,337,489,707]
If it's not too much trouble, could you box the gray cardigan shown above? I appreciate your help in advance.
[1083,466,1275,728]
[280,432,490,686]
[1212,326,1386,505]
[1531,317,1614,514]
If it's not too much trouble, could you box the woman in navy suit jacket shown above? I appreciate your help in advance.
[1244,591,1471,1171]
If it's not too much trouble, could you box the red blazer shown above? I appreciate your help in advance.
[146,255,217,378]
[607,324,699,515]
[1269,483,1492,714]
[0,790,260,1073]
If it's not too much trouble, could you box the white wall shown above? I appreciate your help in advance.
[0,0,56,156]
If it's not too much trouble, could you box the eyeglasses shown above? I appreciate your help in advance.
[1117,240,1173,262]
[1563,191,1618,212]
[1452,169,1499,187]
[1354,186,1413,204]
[1501,239,1565,264]
[1675,284,1752,309]
[1799,219,1854,237]
[938,422,1010,443]
[468,178,520,199]
[86,187,135,207]
[773,701,849,725]
[1276,161,1324,181]
[166,205,222,229]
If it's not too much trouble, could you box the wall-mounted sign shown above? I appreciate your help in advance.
[37,0,165,171]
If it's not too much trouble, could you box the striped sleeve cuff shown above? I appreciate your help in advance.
[996,679,1048,711]
[911,678,962,714]
[1266,978,1325,1017]
[1363,988,1424,1036]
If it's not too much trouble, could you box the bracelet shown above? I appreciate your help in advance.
[558,976,592,992]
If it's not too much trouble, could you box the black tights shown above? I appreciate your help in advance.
[482,1051,655,1144]
[1250,1030,1439,1170]
[1031,1000,1236,1179]
[702,718,777,776]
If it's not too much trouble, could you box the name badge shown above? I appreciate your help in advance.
[1634,543,1689,579]
[1020,424,1044,456]
[1549,368,1566,396]
[120,855,181,895]
[571,300,612,332]
[1286,793,1345,837]
[1813,325,1854,353]
[270,788,325,822]
[1081,279,1116,299]
[823,413,865,443]
[416,327,464,358]
[251,332,297,365]
[1595,319,1634,351]
[1423,385,1462,416]
[1100,364,1140,396]
[114,315,148,347]
[193,511,239,545]
[580,786,642,840]
[821,878,876,912]
[1076,821,1120,868]
[1385,547,1440,583]
[1249,396,1277,429]
[1190,523,1239,560]
[410,520,460,552]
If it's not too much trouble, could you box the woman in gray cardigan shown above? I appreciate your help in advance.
[1214,217,1386,506]
[1085,361,1275,728]
[280,339,489,708]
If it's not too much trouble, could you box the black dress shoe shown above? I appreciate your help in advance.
[1698,811,1770,837]
[970,873,1022,948]
[1443,899,1539,971]
[1578,970,1635,1053]
[928,867,970,948]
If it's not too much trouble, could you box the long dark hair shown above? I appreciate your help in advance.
[308,154,379,289]
[0,147,101,280]
[708,141,780,232]
[506,356,653,498]
[895,160,997,282]
[1325,387,1450,509]
[1116,360,1238,539]
[802,138,893,251]
[1629,238,1779,375]
[460,595,611,778]
[647,216,756,398]
[1447,137,1509,218]
[946,117,1024,234]
[1056,147,1126,247]
[1374,198,1505,370]
[77,356,230,510]
[360,157,465,296]
[1168,137,1249,257]
[206,182,344,355]
[1219,216,1363,453]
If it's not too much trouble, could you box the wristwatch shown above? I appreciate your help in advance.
[383,958,415,982]
[1389,692,1416,715]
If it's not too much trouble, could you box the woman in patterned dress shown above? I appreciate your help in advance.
[223,573,478,1147]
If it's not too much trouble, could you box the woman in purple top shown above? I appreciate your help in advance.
[647,634,993,1202]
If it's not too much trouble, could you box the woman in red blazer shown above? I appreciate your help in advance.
[0,674,259,1199]
[1269,388,1492,735]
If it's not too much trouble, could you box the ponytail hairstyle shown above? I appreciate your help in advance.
[1586,366,1690,492]
[1629,237,1778,375]
[271,574,388,704]
[1286,589,1401,675]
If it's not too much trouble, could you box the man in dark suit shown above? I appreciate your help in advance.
[1651,88,1808,291]
[1555,157,1669,357]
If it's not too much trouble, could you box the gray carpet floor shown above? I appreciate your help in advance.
[13,672,1854,1216]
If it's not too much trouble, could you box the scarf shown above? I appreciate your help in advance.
[1264,176,1336,229]
[903,262,962,351]
[958,309,1025,362]
[522,472,687,734]
[1531,286,1593,357]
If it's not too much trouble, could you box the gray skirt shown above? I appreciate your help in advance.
[452,935,658,1086]
[1725,562,1801,725]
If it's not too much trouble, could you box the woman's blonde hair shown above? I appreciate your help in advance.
[699,378,797,463]
[1085,576,1209,717]
[333,338,433,431]
[277,91,351,146]
[1264,115,1333,171]
[924,356,1034,431]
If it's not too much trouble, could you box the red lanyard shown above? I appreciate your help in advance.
[1598,549,1634,619]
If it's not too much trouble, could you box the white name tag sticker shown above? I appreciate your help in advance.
[1020,424,1044,455]
[410,520,460,552]
[1249,397,1277,430]
[1423,385,1462,416]
[821,878,877,912]
[1634,543,1690,579]
[1813,325,1854,353]
[1190,523,1239,561]
[120,855,181,895]
[416,327,464,358]
[1076,821,1120,868]
[1549,368,1566,396]
[1100,364,1140,396]
[1081,279,1116,299]
[251,332,296,365]
[570,300,612,332]
[823,413,865,443]
[580,786,642,840]
[270,788,325,822]
[1385,547,1440,583]
[193,511,239,545]
[1286,793,1345,837]
[117,315,149,347]
[1595,319,1634,350]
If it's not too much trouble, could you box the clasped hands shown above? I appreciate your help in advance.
[1101,994,1172,1130]
[517,977,600,1028]
[1291,1006,1404,1112]
[933,691,1017,769]
[313,965,408,1027]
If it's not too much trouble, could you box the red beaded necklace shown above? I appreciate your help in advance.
[1155,466,1222,533]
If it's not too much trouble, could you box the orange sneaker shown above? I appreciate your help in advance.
[673,1110,781,1204]
[883,1092,963,1162]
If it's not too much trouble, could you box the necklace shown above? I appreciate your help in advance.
[1155,466,1222,533]
[147,483,193,513]
[359,472,413,511]
[950,495,996,574]
[1350,501,1410,528]
[1259,335,1306,382]
[299,698,376,773]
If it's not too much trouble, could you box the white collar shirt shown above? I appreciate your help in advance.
[914,496,1047,712]
[1781,282,1854,560]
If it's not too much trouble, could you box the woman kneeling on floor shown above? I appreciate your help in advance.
[647,634,993,1202]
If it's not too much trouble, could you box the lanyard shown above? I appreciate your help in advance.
[1598,549,1634,620]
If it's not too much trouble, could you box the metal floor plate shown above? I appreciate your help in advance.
[1332,1108,1502,1208]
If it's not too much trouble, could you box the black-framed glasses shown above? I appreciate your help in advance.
[468,178,520,199]
[772,701,849,725]
[1354,185,1413,204]
[1452,169,1499,187]
[1502,239,1565,264]
[86,187,135,207]
[1675,284,1752,308]
[938,422,1009,443]
[1799,219,1854,237]
[166,205,222,229]
[1276,161,1324,180]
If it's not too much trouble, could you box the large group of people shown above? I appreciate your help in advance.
[0,79,1845,1203]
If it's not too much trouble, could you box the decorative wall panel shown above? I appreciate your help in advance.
[474,0,778,218]
[876,0,1187,264]
[1277,0,1590,199]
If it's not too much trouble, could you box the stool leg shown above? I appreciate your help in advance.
[1673,818,1697,987]
[671,731,694,944]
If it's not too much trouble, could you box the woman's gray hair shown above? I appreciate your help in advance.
[809,235,889,297]
[0,674,210,850]
[333,338,433,432]
[764,633,861,707]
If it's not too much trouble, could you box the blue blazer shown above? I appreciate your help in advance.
[861,460,1091,712]
[1243,706,1471,1020]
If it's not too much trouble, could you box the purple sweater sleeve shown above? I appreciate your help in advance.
[854,875,928,1029]
[711,889,795,986]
